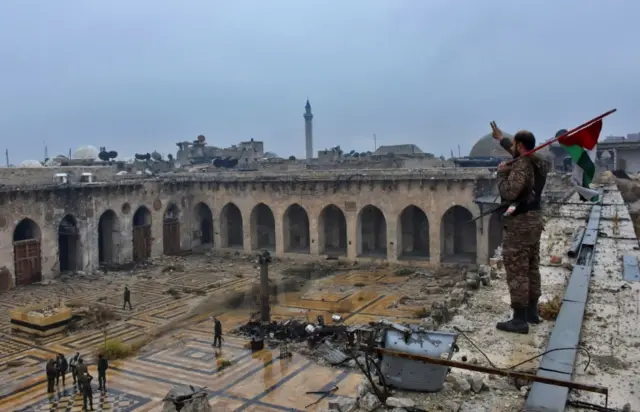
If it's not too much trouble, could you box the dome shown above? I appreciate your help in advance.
[20,160,44,168]
[73,145,99,160]
[469,132,553,160]
[469,133,513,157]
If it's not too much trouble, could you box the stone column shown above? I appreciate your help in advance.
[346,212,358,260]
[428,214,441,265]
[274,210,285,257]
[309,214,320,256]
[476,213,490,265]
[386,213,399,262]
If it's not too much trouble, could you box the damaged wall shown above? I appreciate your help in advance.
[0,171,499,286]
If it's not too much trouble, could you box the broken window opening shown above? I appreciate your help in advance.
[398,205,430,260]
[283,203,310,253]
[318,204,347,255]
[250,203,276,251]
[358,205,387,257]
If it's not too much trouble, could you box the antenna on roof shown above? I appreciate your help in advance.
[5,149,8,167]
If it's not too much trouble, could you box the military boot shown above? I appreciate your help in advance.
[527,299,542,324]
[496,308,529,334]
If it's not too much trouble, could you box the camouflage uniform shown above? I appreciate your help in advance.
[496,138,548,333]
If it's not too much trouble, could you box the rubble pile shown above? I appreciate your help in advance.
[26,305,66,317]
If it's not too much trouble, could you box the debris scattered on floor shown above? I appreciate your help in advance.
[162,385,212,412]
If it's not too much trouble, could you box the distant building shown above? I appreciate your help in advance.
[176,135,265,166]
[374,144,423,156]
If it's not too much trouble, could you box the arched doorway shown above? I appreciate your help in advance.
[98,210,120,264]
[283,203,310,253]
[440,206,477,263]
[220,203,243,248]
[318,204,347,255]
[13,218,42,286]
[250,203,276,250]
[193,202,214,248]
[398,205,430,259]
[163,203,181,255]
[357,205,387,257]
[58,215,82,273]
[132,206,152,261]
[488,211,504,259]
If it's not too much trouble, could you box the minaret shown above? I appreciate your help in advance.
[304,99,313,160]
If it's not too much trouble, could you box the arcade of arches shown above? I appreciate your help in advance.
[5,200,504,286]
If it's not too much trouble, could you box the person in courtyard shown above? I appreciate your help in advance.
[491,122,548,334]
[213,317,223,348]
[55,353,68,386]
[97,353,108,392]
[81,373,94,411]
[45,359,57,394]
[69,352,80,384]
[123,286,133,310]
[75,358,88,391]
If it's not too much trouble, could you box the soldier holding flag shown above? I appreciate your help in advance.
[491,122,549,334]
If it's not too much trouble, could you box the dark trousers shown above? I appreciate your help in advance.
[47,374,56,393]
[98,373,106,390]
[83,389,93,411]
[56,369,66,385]
[213,334,222,347]
[71,367,77,383]
[123,299,132,310]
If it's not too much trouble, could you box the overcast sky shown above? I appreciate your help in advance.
[1,0,639,163]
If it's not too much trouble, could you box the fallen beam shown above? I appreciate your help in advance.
[370,347,608,396]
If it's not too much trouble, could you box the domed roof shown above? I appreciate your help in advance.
[469,132,553,160]
[73,145,99,160]
[469,133,513,157]
[20,160,44,168]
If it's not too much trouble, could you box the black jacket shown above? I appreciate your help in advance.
[58,357,68,372]
[98,358,108,373]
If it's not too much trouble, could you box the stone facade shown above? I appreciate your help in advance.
[0,170,501,287]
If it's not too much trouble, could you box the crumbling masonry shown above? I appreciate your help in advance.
[0,170,506,287]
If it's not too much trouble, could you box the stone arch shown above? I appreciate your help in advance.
[132,206,152,261]
[440,205,477,263]
[283,203,310,253]
[193,202,214,248]
[318,204,347,255]
[220,202,243,248]
[357,205,387,256]
[398,205,430,259]
[58,214,82,273]
[12,218,42,286]
[98,209,120,264]
[488,211,504,259]
[163,203,181,255]
[250,203,276,250]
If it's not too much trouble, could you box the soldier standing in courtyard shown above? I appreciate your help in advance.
[491,122,548,334]
[81,372,94,411]
[213,317,223,348]
[69,352,80,384]
[56,353,68,386]
[45,359,57,394]
[97,353,108,392]
[123,286,133,310]
[75,358,88,391]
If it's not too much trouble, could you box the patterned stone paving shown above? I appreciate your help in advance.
[0,267,420,411]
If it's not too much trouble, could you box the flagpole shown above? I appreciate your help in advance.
[505,108,617,165]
